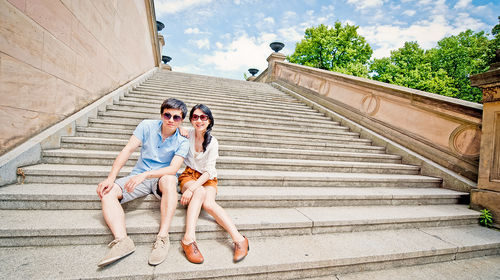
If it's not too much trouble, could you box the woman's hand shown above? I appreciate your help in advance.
[181,189,193,205]
[179,126,189,138]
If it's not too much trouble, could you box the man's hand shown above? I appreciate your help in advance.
[97,178,115,199]
[180,189,193,206]
[124,173,147,193]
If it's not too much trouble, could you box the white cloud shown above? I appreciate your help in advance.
[185,27,201,34]
[193,38,210,49]
[347,0,386,11]
[454,0,472,9]
[215,42,223,49]
[402,10,416,16]
[155,0,212,15]
[264,17,275,25]
[201,32,277,72]
[359,15,453,58]
[278,27,304,42]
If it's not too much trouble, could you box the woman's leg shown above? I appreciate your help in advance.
[202,186,244,243]
[181,181,207,244]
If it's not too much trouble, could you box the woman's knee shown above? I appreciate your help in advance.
[202,199,217,212]
[192,186,206,199]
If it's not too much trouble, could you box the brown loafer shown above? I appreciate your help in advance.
[181,241,204,264]
[233,236,249,262]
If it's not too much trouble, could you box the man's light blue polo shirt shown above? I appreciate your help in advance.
[130,120,189,175]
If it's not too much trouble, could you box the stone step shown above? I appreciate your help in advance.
[120,95,314,113]
[133,84,298,103]
[41,150,415,174]
[127,90,302,107]
[98,110,344,131]
[87,118,360,139]
[18,164,442,187]
[1,226,499,279]
[75,126,371,148]
[332,255,500,280]
[0,184,469,210]
[107,103,332,122]
[62,137,390,162]
[0,205,479,247]
[142,79,288,94]
[113,100,328,119]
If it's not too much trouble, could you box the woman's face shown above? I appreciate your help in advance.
[190,108,210,132]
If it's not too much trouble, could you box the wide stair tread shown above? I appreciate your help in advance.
[0,183,468,209]
[1,226,499,279]
[0,205,479,247]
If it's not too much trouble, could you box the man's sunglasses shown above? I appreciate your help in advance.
[191,114,208,121]
[163,113,182,122]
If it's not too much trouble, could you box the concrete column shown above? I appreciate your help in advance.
[470,50,500,227]
[266,52,286,82]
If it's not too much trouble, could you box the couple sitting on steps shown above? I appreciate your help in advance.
[96,98,249,267]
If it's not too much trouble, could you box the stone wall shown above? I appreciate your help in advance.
[0,0,159,155]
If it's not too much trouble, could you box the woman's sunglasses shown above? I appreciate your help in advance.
[163,113,182,122]
[191,114,208,121]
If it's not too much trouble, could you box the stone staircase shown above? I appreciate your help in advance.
[1,70,499,279]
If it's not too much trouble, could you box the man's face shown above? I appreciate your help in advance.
[161,108,183,130]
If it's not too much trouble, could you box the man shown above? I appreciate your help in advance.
[96,98,189,267]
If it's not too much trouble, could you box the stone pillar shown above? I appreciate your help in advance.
[158,34,165,52]
[266,52,286,82]
[470,50,500,227]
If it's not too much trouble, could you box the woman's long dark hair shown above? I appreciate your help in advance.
[189,104,214,152]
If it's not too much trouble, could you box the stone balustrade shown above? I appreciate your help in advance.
[256,54,482,185]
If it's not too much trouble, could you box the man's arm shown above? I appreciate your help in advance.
[96,135,141,198]
[123,155,185,193]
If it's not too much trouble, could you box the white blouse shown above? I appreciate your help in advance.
[184,128,219,179]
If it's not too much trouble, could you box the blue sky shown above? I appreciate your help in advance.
[154,0,499,80]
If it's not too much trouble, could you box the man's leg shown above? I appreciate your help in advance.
[101,184,127,239]
[149,174,178,266]
[98,183,135,267]
[157,175,179,236]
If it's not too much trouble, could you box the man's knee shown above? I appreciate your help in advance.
[101,184,123,201]
[158,175,177,193]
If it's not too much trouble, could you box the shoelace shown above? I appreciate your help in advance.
[107,239,120,248]
[153,238,166,249]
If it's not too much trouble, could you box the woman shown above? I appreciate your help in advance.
[178,104,249,264]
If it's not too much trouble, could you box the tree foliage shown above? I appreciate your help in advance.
[290,19,499,103]
[370,42,458,98]
[370,29,496,103]
[288,23,372,77]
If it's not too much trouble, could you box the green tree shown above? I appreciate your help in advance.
[288,22,372,77]
[429,30,494,102]
[370,42,458,97]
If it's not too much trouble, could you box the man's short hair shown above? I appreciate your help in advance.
[160,98,187,119]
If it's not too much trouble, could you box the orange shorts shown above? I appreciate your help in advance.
[178,166,218,192]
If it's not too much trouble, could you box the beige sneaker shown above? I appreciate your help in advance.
[97,236,135,267]
[148,235,170,266]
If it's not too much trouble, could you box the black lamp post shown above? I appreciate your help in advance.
[162,55,171,64]
[270,42,284,52]
[248,68,259,76]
